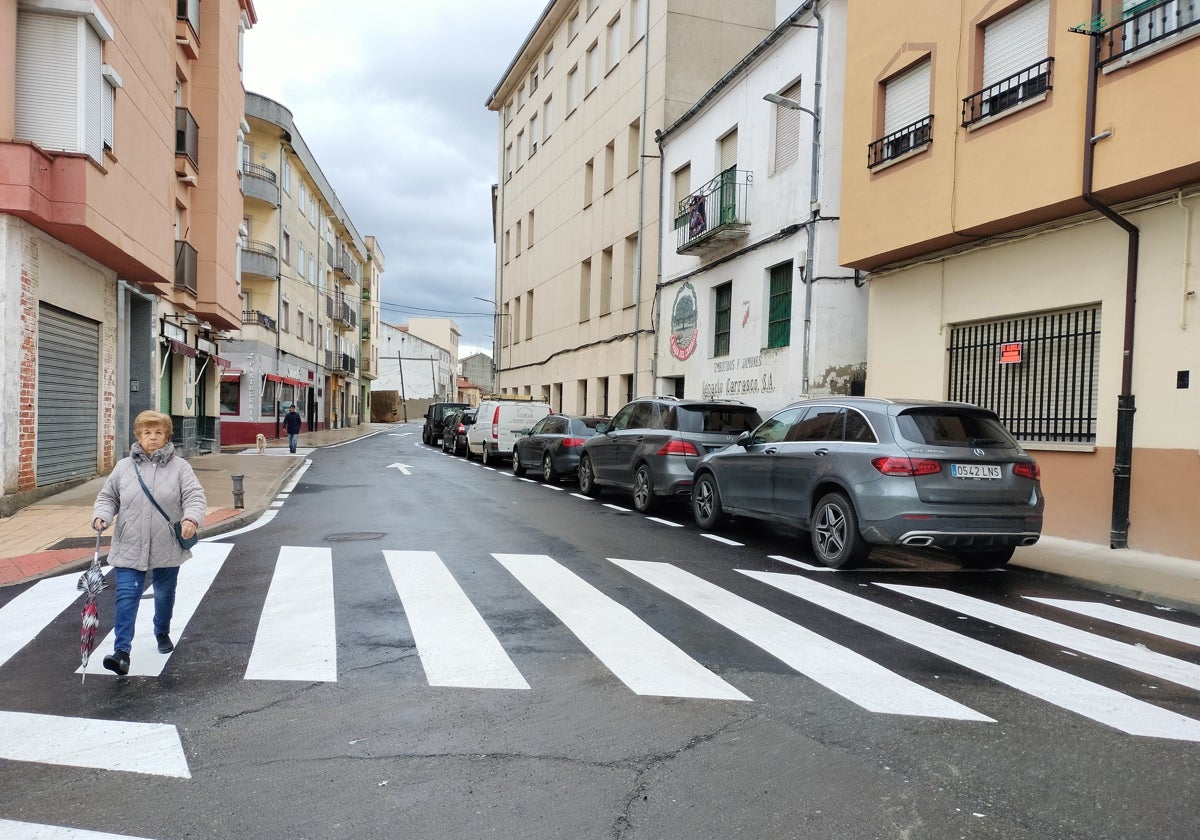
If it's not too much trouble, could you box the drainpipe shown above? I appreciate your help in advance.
[1081,1,1139,549]
[800,2,825,396]
[630,0,652,398]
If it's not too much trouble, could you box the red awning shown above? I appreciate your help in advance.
[168,338,197,358]
[220,370,242,382]
[265,373,306,388]
[211,354,232,369]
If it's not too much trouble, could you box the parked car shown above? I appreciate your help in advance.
[690,397,1044,569]
[441,408,477,455]
[511,414,606,482]
[466,399,552,464]
[422,401,469,445]
[577,396,762,513]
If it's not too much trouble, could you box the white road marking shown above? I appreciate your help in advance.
[494,553,748,701]
[384,551,528,690]
[323,430,387,448]
[245,546,337,682]
[0,820,159,839]
[81,543,233,678]
[0,711,190,778]
[767,554,831,572]
[645,517,683,528]
[517,477,537,483]
[0,569,111,668]
[208,509,278,539]
[701,534,743,547]
[747,571,1200,741]
[615,560,988,720]
[883,584,1200,691]
[541,484,565,491]
[1025,597,1200,648]
[602,504,631,512]
[570,493,594,501]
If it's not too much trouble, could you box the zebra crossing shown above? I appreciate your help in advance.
[3,542,1200,742]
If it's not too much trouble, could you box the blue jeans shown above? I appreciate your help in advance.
[288,432,299,452]
[113,566,180,653]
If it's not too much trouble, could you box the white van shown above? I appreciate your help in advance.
[467,399,552,465]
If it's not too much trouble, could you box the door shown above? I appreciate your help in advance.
[720,407,803,515]
[771,406,845,522]
[36,304,99,486]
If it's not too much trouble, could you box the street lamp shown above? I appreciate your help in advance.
[474,296,501,394]
[763,92,818,122]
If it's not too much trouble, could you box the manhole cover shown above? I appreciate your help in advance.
[325,532,386,542]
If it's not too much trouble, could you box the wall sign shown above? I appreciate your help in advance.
[1000,342,1022,364]
[669,282,699,361]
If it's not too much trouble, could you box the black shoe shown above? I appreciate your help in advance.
[156,633,175,653]
[103,650,130,676]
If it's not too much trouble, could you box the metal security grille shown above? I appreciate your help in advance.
[36,304,100,485]
[947,305,1100,443]
[767,263,792,348]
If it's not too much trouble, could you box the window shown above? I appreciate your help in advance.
[309,316,316,344]
[543,96,554,141]
[947,304,1100,443]
[14,9,112,164]
[714,283,732,357]
[530,68,539,94]
[584,158,594,206]
[788,407,844,442]
[623,233,638,308]
[505,142,513,181]
[298,245,307,278]
[504,229,511,263]
[600,247,613,314]
[516,129,524,167]
[517,84,526,109]
[297,309,305,342]
[568,65,581,112]
[525,291,534,339]
[580,258,592,321]
[504,99,513,126]
[587,0,600,18]
[309,196,318,226]
[544,42,556,74]
[627,119,640,176]
[528,210,535,246]
[607,15,622,70]
[603,142,615,192]
[281,229,291,263]
[673,165,691,213]
[568,10,580,42]
[767,263,792,349]
[220,379,240,415]
[282,160,292,194]
[529,114,538,156]
[870,59,932,168]
[101,65,120,153]
[632,0,647,42]
[720,128,738,172]
[281,299,290,332]
[772,79,804,172]
[299,182,307,213]
[586,41,600,91]
[515,219,523,256]
[260,380,276,416]
[752,407,804,445]
[963,0,1051,125]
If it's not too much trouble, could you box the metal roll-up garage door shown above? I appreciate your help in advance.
[37,303,100,486]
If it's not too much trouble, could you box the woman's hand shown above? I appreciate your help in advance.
[179,519,198,539]
[93,518,108,532]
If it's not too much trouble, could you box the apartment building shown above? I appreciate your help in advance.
[0,0,254,513]
[487,0,777,415]
[220,92,367,443]
[656,1,864,412]
[460,351,495,394]
[839,0,1200,557]
[372,320,458,412]
[361,235,383,421]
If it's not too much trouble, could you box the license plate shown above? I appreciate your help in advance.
[951,463,1002,480]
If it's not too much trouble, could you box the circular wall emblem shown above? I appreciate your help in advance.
[669,282,699,361]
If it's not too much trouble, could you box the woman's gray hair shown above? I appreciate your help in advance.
[133,410,173,438]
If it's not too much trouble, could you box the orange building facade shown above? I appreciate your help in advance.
[0,0,255,514]
[839,0,1200,557]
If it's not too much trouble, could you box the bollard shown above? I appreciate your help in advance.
[231,474,245,509]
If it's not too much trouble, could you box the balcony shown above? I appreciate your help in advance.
[868,116,933,169]
[240,239,278,281]
[1098,0,1200,65]
[241,161,279,206]
[174,240,198,295]
[242,310,277,332]
[332,250,357,283]
[175,107,199,173]
[327,293,358,329]
[675,168,752,256]
[962,58,1054,127]
[176,0,200,59]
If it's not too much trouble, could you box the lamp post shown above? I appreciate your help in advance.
[474,296,501,394]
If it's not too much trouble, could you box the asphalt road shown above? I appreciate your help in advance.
[2,426,1199,839]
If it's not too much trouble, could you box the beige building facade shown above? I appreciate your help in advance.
[487,0,778,415]
[839,0,1200,557]
[0,0,255,513]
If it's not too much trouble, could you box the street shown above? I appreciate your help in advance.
[1,428,1199,839]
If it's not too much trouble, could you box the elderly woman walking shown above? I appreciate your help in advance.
[92,410,206,676]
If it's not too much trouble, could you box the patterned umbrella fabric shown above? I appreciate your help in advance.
[77,530,107,682]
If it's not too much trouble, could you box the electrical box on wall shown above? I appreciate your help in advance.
[1178,370,1190,389]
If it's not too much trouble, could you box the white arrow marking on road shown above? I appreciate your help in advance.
[0,711,191,777]
[387,463,413,475]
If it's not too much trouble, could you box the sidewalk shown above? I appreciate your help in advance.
[1,423,1197,611]
[0,423,389,587]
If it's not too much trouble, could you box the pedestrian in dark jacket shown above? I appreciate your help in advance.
[283,404,303,454]
[92,411,206,676]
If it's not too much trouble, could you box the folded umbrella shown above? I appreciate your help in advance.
[77,529,107,683]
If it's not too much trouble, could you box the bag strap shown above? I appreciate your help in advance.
[132,459,174,525]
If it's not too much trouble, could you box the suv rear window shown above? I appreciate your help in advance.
[673,406,762,434]
[896,409,1018,449]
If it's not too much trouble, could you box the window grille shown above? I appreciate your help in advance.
[767,263,792,348]
[714,283,732,357]
[947,305,1100,443]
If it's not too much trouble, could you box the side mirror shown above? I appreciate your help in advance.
[736,431,753,447]
[596,422,610,434]
[518,428,531,436]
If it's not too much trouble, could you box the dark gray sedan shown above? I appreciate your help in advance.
[511,415,605,483]
[691,397,1044,569]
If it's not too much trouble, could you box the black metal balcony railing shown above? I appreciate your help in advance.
[867,115,933,168]
[961,58,1054,127]
[674,168,752,253]
[174,240,198,295]
[1099,0,1200,65]
[241,161,276,184]
[342,353,356,375]
[176,0,200,37]
[175,107,199,167]
[242,310,277,331]
[324,349,334,369]
[243,239,276,257]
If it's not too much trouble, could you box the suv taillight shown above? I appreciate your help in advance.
[872,456,942,477]
[1013,461,1040,480]
[657,439,700,457]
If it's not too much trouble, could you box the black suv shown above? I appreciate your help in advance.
[577,396,762,513]
[422,401,469,445]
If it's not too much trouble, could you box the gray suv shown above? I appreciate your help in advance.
[691,397,1044,569]
[577,396,762,513]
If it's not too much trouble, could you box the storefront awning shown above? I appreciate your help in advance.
[211,354,232,369]
[168,338,197,358]
[220,370,243,382]
[265,373,307,388]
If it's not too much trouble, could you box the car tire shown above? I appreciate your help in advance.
[465,444,477,461]
[511,451,525,476]
[811,492,869,569]
[578,454,602,497]
[482,444,491,466]
[541,453,558,484]
[956,546,1016,569]
[632,464,656,513]
[692,472,727,530]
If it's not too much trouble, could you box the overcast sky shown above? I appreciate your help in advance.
[242,0,549,355]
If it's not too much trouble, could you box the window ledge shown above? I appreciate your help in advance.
[965,91,1048,132]
[869,141,931,173]
[1019,441,1096,453]
[1102,26,1200,74]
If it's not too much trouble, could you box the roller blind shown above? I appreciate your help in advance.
[884,60,931,134]
[983,0,1049,86]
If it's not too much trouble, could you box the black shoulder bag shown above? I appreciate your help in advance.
[132,460,198,550]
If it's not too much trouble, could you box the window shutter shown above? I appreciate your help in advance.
[983,0,1049,87]
[720,130,738,172]
[884,60,931,134]
[83,23,103,162]
[773,80,803,171]
[15,12,79,153]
